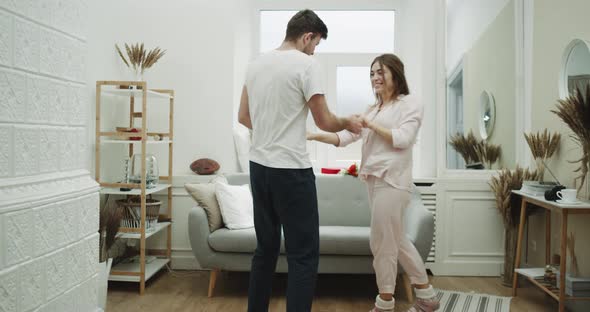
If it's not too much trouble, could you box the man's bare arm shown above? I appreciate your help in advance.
[308,94,362,133]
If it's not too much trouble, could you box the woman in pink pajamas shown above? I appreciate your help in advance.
[307,54,439,312]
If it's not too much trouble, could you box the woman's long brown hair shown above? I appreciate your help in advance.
[371,54,410,106]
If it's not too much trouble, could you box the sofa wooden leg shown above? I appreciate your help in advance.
[208,269,220,298]
[402,273,414,303]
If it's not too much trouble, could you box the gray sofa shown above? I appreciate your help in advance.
[188,173,434,299]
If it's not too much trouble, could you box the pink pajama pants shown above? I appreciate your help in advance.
[366,175,429,294]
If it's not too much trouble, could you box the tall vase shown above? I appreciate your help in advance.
[97,258,113,311]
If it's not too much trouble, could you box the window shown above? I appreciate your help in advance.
[259,9,396,170]
[260,11,395,53]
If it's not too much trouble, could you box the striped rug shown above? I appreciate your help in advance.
[435,289,511,312]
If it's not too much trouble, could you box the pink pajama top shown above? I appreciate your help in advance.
[336,95,423,191]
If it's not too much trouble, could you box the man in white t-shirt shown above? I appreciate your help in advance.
[238,9,363,312]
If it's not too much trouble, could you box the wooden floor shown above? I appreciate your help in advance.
[107,270,557,311]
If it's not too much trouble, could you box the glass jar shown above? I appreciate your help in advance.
[129,154,159,188]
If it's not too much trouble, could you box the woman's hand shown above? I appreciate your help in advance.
[362,116,374,130]
[306,131,316,141]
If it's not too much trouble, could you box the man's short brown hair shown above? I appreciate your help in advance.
[285,9,328,42]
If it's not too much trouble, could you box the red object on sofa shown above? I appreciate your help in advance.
[321,167,342,174]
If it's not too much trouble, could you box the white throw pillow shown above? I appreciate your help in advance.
[214,181,254,230]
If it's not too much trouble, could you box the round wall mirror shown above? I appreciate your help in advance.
[559,39,590,99]
[479,90,495,140]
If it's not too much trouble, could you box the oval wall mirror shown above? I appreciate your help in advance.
[479,90,495,140]
[559,39,590,99]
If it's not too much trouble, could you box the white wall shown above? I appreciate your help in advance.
[462,0,516,168]
[0,1,100,311]
[87,0,244,177]
[446,0,511,70]
[398,0,439,178]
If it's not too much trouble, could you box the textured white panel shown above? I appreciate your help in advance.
[39,127,59,174]
[64,38,78,81]
[0,266,18,312]
[51,201,72,249]
[59,128,77,171]
[70,242,86,284]
[0,174,99,208]
[0,70,26,123]
[0,125,12,177]
[80,193,99,238]
[0,0,36,18]
[85,233,99,277]
[33,204,57,257]
[77,128,88,170]
[40,29,68,79]
[70,85,86,126]
[60,199,80,246]
[75,275,98,312]
[48,81,68,125]
[14,17,39,72]
[37,288,76,312]
[0,11,11,66]
[0,214,4,270]
[20,258,46,311]
[35,0,53,27]
[4,209,34,265]
[45,249,68,300]
[27,76,50,123]
[14,126,39,176]
[43,30,63,78]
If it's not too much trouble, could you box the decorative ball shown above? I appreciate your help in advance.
[190,158,220,175]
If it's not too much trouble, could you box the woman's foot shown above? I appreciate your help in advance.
[370,294,394,312]
[405,297,440,312]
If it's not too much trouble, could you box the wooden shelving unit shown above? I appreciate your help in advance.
[512,190,590,311]
[95,80,174,295]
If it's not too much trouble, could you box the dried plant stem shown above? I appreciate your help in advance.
[115,43,166,77]
[449,130,502,168]
[524,130,561,180]
[552,85,590,193]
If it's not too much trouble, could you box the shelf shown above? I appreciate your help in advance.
[100,139,172,145]
[109,258,170,282]
[102,88,173,99]
[515,271,590,302]
[100,183,171,195]
[116,222,171,239]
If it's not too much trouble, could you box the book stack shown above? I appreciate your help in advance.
[556,273,590,297]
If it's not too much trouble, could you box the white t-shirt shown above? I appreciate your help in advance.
[245,49,324,169]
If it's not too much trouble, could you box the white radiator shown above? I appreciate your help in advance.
[416,181,437,263]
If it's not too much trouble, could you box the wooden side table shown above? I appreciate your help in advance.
[511,190,590,312]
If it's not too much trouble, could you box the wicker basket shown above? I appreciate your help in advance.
[116,196,161,230]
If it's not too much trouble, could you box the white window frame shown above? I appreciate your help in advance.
[253,0,402,171]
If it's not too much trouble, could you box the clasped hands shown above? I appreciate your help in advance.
[346,114,373,134]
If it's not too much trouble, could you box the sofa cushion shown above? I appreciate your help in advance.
[209,226,382,256]
[185,175,227,232]
[215,181,254,230]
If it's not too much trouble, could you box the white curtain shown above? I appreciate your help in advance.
[233,125,251,173]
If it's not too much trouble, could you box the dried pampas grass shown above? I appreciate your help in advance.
[99,195,123,262]
[449,130,482,165]
[449,130,502,169]
[115,43,166,76]
[524,130,561,160]
[551,85,590,192]
[489,165,541,227]
[523,130,561,180]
